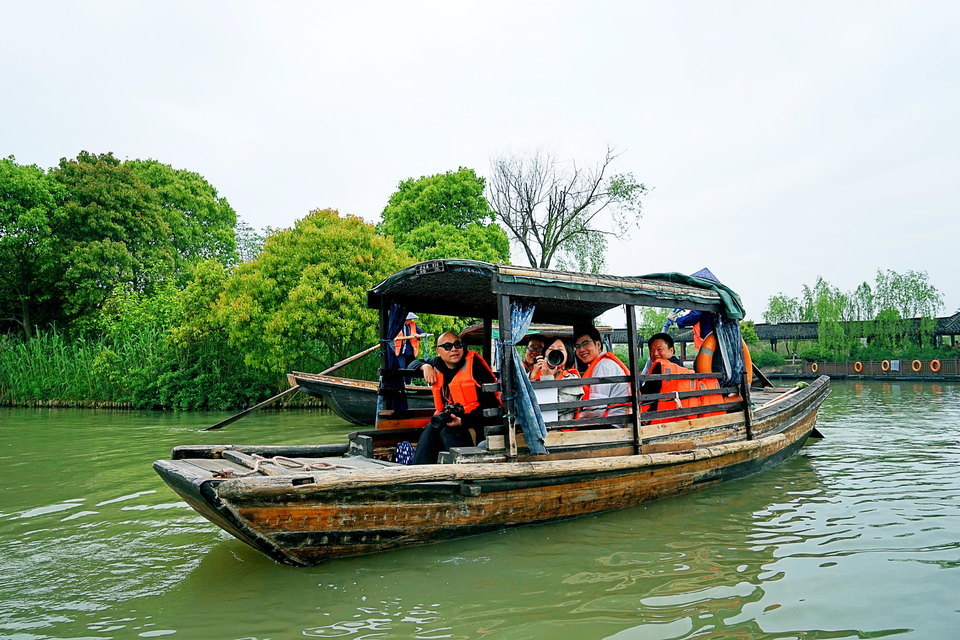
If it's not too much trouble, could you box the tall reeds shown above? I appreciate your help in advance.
[0,328,163,407]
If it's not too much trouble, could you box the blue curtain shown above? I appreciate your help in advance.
[500,300,549,455]
[715,315,746,388]
[378,303,409,413]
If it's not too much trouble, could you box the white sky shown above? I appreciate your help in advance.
[4,1,958,320]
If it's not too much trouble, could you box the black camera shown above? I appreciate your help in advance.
[431,402,465,427]
[546,349,565,367]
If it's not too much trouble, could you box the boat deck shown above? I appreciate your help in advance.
[178,453,400,479]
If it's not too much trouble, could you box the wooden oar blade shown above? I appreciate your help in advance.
[203,385,301,431]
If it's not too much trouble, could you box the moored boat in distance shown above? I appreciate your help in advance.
[289,371,435,427]
[154,259,830,566]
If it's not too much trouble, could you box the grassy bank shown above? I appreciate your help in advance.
[0,329,300,411]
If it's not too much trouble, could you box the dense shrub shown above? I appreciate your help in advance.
[799,346,828,362]
[753,350,785,367]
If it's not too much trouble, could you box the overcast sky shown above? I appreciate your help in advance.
[4,1,958,320]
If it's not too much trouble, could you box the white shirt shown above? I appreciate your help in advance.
[580,356,631,419]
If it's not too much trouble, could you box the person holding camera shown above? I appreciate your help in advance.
[529,337,583,419]
[409,331,501,464]
[522,334,547,373]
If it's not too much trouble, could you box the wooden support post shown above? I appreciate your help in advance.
[483,316,493,364]
[625,305,643,454]
[376,303,390,429]
[741,372,754,440]
[498,294,517,459]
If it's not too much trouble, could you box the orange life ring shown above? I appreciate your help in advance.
[930,360,941,372]
[881,360,890,372]
[811,362,819,373]
[694,333,752,386]
[854,361,863,372]
[911,359,922,372]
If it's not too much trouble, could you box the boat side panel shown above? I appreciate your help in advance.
[218,410,818,565]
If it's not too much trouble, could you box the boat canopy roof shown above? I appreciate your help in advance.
[368,260,745,323]
[459,322,614,346]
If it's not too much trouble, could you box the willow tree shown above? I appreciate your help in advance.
[872,269,943,348]
[487,146,648,273]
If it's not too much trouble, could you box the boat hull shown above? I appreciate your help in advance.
[154,378,829,565]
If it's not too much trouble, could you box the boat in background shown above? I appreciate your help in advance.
[290,371,434,427]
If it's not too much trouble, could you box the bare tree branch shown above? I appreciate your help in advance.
[487,146,648,272]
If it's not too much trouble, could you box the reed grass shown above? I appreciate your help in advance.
[0,329,162,406]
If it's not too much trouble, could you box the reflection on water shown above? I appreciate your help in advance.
[1,381,959,639]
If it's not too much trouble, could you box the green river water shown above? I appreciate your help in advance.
[1,380,959,639]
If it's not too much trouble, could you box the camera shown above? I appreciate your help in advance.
[431,402,465,427]
[546,349,565,367]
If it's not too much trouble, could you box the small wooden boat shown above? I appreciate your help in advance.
[289,371,434,427]
[154,259,829,565]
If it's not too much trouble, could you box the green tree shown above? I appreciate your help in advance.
[805,278,850,358]
[487,145,648,272]
[872,308,906,351]
[762,294,801,324]
[125,159,237,271]
[0,157,59,338]
[740,320,760,346]
[638,307,669,335]
[394,220,509,263]
[378,168,510,263]
[873,269,942,347]
[873,269,942,319]
[48,151,175,320]
[379,167,495,234]
[212,209,412,372]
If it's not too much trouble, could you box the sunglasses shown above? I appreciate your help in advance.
[437,340,464,351]
[526,345,544,352]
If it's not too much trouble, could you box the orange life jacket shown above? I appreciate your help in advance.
[394,320,420,356]
[642,359,724,424]
[530,367,580,381]
[577,352,631,418]
[692,323,704,350]
[431,350,501,414]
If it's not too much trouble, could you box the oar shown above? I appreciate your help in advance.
[202,334,429,431]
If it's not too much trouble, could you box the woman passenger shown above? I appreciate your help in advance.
[529,337,583,419]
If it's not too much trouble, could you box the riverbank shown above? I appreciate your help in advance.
[0,394,328,411]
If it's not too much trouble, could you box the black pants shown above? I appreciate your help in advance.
[412,416,474,465]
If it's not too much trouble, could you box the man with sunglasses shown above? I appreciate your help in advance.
[409,331,501,464]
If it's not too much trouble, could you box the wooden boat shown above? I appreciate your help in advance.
[154,259,830,566]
